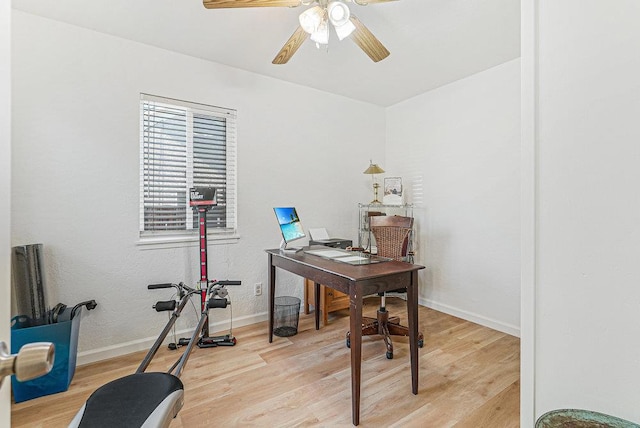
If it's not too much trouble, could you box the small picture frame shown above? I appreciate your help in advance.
[383,177,403,205]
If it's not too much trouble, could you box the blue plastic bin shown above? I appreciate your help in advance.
[10,309,81,403]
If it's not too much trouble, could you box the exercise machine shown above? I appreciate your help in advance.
[70,187,241,427]
[69,279,239,427]
[187,187,236,347]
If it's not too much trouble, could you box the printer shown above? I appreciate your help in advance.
[308,228,352,249]
[309,238,353,249]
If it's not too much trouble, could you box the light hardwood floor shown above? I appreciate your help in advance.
[12,297,520,427]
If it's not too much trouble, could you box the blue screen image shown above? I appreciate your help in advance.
[274,207,305,243]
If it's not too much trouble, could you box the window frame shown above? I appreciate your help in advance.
[138,93,238,247]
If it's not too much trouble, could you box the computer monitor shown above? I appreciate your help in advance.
[273,207,305,252]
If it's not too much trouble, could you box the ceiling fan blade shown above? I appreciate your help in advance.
[349,16,390,62]
[272,26,309,64]
[203,0,302,9]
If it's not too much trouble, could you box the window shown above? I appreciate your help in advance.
[140,94,237,240]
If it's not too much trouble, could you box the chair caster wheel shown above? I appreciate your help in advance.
[386,351,393,359]
[418,339,424,348]
[346,338,351,348]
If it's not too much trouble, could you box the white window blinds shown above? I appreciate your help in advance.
[140,94,237,237]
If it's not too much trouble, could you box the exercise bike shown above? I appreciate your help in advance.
[69,278,240,427]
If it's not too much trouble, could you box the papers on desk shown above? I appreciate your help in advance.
[304,248,382,265]
[305,249,348,259]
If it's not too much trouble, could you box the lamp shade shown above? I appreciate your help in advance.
[334,19,356,40]
[299,6,324,34]
[310,16,330,45]
[363,163,385,174]
[328,1,350,27]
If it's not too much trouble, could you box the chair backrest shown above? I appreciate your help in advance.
[369,215,413,261]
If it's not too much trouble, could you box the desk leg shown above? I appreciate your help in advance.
[349,282,363,426]
[303,280,310,314]
[407,270,419,394]
[268,254,275,343]
[314,282,321,330]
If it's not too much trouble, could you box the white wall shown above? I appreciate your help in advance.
[1,1,12,425]
[11,11,385,363]
[386,59,521,335]
[523,0,640,424]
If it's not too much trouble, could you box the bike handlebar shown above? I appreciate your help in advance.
[147,283,174,290]
[216,280,241,286]
[148,280,240,290]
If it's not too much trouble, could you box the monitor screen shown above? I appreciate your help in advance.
[273,207,306,244]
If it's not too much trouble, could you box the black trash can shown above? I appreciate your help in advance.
[273,296,301,337]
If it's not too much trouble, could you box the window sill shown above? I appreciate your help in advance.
[137,233,240,250]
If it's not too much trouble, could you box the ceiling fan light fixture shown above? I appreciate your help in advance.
[327,1,351,27]
[334,18,356,40]
[310,16,330,45]
[299,6,324,34]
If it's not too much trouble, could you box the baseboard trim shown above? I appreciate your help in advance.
[419,297,520,338]
[77,311,269,366]
[78,299,519,365]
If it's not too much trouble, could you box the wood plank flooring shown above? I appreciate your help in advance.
[11,297,520,427]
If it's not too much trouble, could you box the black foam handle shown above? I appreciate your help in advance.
[148,283,173,290]
[208,298,228,309]
[217,280,241,286]
[70,300,98,320]
[154,300,177,312]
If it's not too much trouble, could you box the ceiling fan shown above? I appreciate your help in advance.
[202,0,397,64]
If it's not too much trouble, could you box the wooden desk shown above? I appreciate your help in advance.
[266,247,424,426]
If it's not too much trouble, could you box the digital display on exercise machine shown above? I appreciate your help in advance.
[189,187,216,207]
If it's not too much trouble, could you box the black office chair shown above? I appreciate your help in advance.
[346,215,424,359]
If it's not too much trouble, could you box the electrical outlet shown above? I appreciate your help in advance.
[254,283,262,296]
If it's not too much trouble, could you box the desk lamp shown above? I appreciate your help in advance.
[363,160,385,204]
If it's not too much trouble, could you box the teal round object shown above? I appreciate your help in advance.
[536,409,640,428]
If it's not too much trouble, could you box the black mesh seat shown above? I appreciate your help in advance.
[70,372,184,428]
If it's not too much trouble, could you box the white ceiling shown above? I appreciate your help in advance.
[12,0,520,107]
